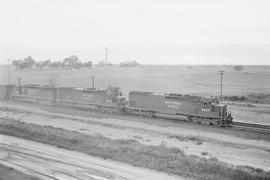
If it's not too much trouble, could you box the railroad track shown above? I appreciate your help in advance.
[232,121,270,133]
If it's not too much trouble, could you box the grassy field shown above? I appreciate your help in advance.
[1,65,270,97]
[0,118,269,180]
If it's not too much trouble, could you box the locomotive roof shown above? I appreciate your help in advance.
[130,91,213,102]
[59,86,106,92]
[129,91,154,95]
[23,84,56,89]
[215,104,226,107]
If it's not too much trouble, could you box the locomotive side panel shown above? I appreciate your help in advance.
[58,87,120,107]
[0,84,15,99]
[58,87,105,105]
[197,101,220,119]
[158,96,181,114]
[177,99,197,115]
[0,85,6,99]
[158,96,198,115]
[129,92,160,112]
[58,87,88,104]
[83,90,119,107]
[23,85,56,100]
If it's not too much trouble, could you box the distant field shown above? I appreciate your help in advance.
[1,65,270,97]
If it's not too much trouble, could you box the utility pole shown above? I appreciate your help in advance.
[91,76,95,89]
[18,77,21,85]
[219,71,224,101]
[18,77,22,95]
[8,59,11,84]
[105,47,108,65]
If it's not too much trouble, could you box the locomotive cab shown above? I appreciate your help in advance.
[212,104,233,126]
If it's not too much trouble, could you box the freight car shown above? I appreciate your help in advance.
[129,91,233,126]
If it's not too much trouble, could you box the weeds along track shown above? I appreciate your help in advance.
[232,122,270,133]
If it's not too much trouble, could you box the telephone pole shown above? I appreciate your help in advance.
[8,59,11,84]
[18,77,22,95]
[18,77,21,85]
[219,71,224,101]
[91,76,95,89]
[105,47,108,65]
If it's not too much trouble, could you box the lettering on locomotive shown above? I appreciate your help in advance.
[201,108,210,112]
[82,94,94,99]
[165,101,182,109]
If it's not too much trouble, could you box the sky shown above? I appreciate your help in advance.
[0,0,270,65]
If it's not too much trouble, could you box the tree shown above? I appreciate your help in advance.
[12,60,23,70]
[35,60,51,69]
[23,56,35,69]
[50,61,63,69]
[63,55,82,69]
[83,61,92,69]
[35,61,43,69]
[12,58,34,70]
[42,59,51,68]
[234,65,244,71]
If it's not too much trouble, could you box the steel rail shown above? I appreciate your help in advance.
[232,121,270,133]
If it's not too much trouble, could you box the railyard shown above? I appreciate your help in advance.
[0,99,270,179]
[1,0,270,179]
[0,65,270,180]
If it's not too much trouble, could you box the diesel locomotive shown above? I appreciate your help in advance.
[0,84,233,126]
[129,91,232,126]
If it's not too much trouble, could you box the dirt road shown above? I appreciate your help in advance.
[0,134,183,180]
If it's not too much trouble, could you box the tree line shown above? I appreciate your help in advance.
[12,55,92,70]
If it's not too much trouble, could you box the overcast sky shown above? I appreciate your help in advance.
[0,0,270,65]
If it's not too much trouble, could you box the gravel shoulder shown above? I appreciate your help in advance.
[0,134,183,180]
[0,163,40,180]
